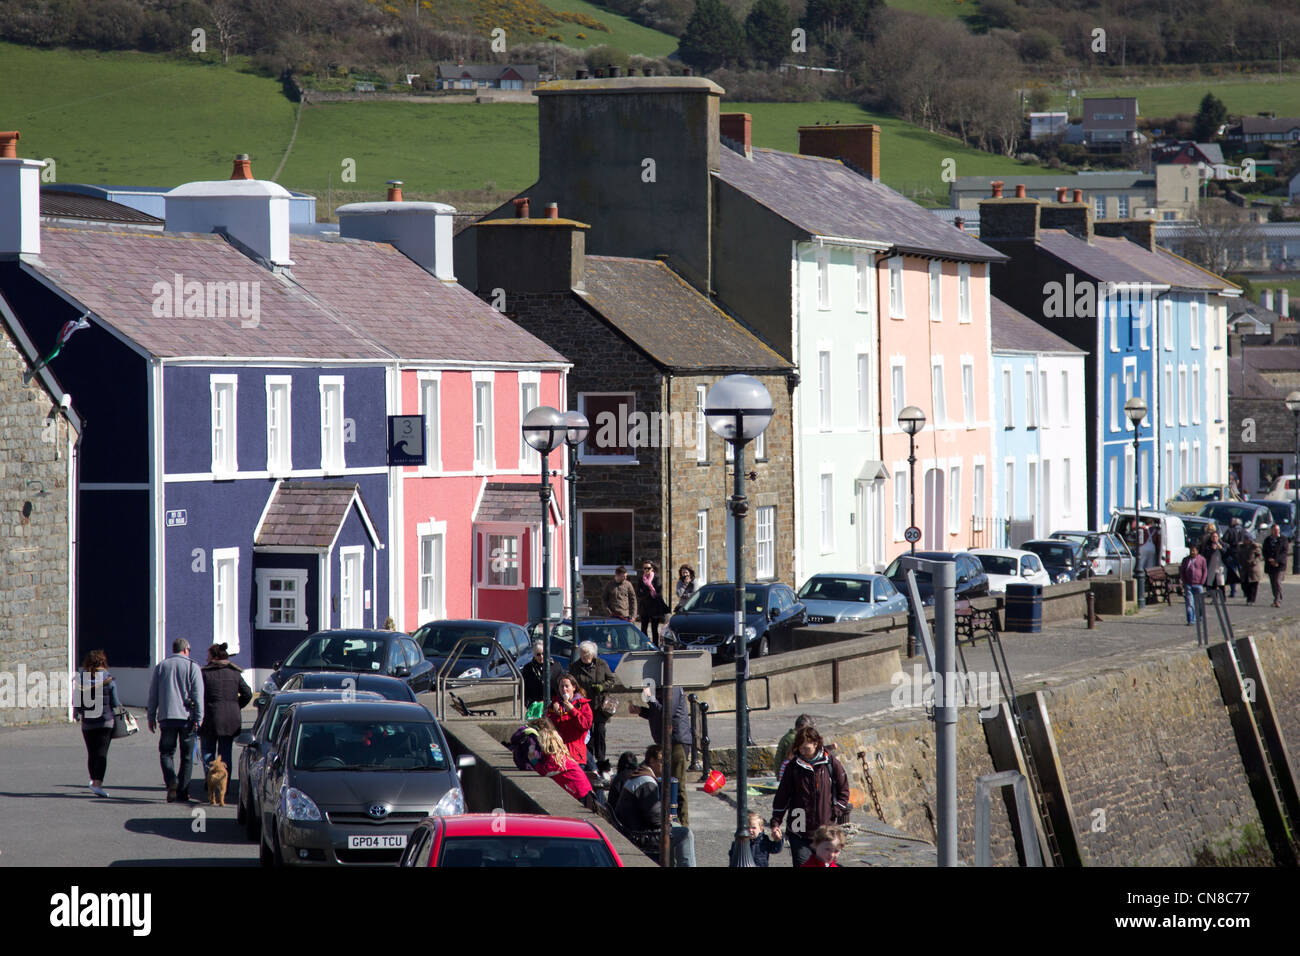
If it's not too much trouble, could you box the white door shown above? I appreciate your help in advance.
[857,484,871,571]
[340,549,363,628]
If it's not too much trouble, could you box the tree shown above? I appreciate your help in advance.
[1193,92,1228,142]
[801,0,882,38]
[678,0,744,72]
[745,0,794,68]
[1182,201,1262,275]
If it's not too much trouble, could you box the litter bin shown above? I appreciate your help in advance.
[1004,582,1043,633]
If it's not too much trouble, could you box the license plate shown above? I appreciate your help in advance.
[706,645,718,655]
[347,834,407,849]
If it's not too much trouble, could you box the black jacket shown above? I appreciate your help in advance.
[634,573,670,621]
[614,765,661,833]
[569,657,616,719]
[523,658,562,706]
[1263,534,1290,574]
[199,661,252,738]
[641,685,689,747]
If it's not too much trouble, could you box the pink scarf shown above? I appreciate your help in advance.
[643,573,657,598]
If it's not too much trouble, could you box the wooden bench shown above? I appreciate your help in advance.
[955,599,997,644]
[1145,567,1172,605]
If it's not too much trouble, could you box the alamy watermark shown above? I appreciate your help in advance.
[0,666,99,713]
[890,665,1001,718]
[151,273,260,328]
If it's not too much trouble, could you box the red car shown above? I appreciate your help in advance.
[398,813,623,867]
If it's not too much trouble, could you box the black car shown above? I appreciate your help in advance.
[411,619,531,681]
[263,630,435,697]
[1256,499,1297,543]
[236,688,385,841]
[660,582,805,660]
[276,672,419,703]
[883,551,990,606]
[1022,539,1092,583]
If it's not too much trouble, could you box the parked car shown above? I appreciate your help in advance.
[1263,474,1300,500]
[412,619,530,681]
[258,700,473,866]
[1196,501,1273,539]
[263,630,435,697]
[1107,510,1188,566]
[526,618,658,671]
[1255,499,1296,543]
[1048,531,1134,578]
[972,548,1053,592]
[236,689,384,841]
[275,672,419,703]
[1175,514,1216,551]
[399,814,623,867]
[795,573,909,624]
[882,551,990,606]
[660,582,806,660]
[1164,483,1241,513]
[1021,539,1091,583]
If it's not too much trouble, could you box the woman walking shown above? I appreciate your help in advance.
[635,560,670,644]
[1238,530,1263,606]
[74,650,121,798]
[571,641,616,779]
[199,643,252,777]
[1201,530,1227,602]
[674,565,697,611]
[769,725,850,867]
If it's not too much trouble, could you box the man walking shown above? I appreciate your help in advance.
[603,566,638,622]
[1263,525,1290,607]
[146,638,205,803]
[1179,545,1207,627]
[1222,518,1242,598]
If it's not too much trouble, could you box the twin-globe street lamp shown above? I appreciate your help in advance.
[897,406,927,553]
[563,410,590,627]
[522,406,568,698]
[704,375,773,869]
[1125,395,1149,609]
[1287,391,1300,574]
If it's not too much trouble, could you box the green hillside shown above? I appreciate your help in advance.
[536,0,679,54]
[1036,78,1300,120]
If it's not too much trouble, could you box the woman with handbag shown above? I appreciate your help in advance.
[635,560,671,645]
[74,649,123,798]
[675,565,697,611]
[199,643,253,778]
[571,640,617,781]
[1202,531,1228,601]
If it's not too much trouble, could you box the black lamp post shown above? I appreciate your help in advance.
[523,406,566,697]
[1125,395,1148,608]
[705,375,772,869]
[1288,391,1300,574]
[562,410,590,628]
[898,405,926,552]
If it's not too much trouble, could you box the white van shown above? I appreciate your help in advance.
[1107,510,1189,568]
[1264,474,1300,500]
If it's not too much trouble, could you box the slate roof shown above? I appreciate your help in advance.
[476,482,547,523]
[1035,229,1155,284]
[952,173,1152,194]
[40,190,163,226]
[578,256,793,372]
[1082,97,1138,130]
[256,482,380,549]
[990,296,1083,354]
[436,63,539,82]
[1091,235,1236,292]
[1237,117,1300,136]
[717,146,1005,262]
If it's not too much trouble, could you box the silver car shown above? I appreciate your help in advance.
[1049,530,1133,578]
[796,573,909,624]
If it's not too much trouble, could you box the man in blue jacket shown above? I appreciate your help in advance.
[147,638,205,803]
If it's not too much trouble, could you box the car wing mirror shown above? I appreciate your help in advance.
[394,665,411,678]
[457,754,476,770]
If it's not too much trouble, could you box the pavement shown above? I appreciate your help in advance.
[1,580,1296,866]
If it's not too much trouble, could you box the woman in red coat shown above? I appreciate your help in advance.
[549,674,594,765]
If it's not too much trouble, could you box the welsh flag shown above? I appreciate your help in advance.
[25,313,90,384]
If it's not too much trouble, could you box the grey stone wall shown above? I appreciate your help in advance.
[0,331,77,726]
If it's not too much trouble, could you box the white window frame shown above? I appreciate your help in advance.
[480,531,522,589]
[1165,443,1175,502]
[213,547,240,652]
[820,470,835,554]
[416,517,447,621]
[857,352,872,431]
[891,358,906,422]
[265,375,292,475]
[519,372,541,471]
[1039,369,1050,428]
[818,350,832,431]
[1059,370,1070,427]
[893,467,908,541]
[255,567,308,631]
[1110,374,1118,433]
[1025,368,1036,428]
[962,358,975,426]
[816,249,830,310]
[1109,289,1119,352]
[1179,442,1189,487]
[1213,367,1223,420]
[929,260,942,323]
[756,505,775,580]
[211,374,238,476]
[1164,364,1174,426]
[931,358,946,427]
[1002,365,1014,428]
[947,464,961,535]
[855,252,871,312]
[972,460,985,529]
[1163,300,1173,350]
[578,509,634,574]
[473,373,495,471]
[1123,446,1134,509]
[1118,194,1130,218]
[1178,365,1188,425]
[1004,460,1015,524]
[695,384,707,462]
[1123,362,1136,431]
[1109,456,1118,514]
[339,545,365,628]
[889,258,905,318]
[1192,440,1202,483]
[1190,301,1200,349]
[1094,194,1105,219]
[319,375,345,473]
[1062,458,1072,516]
[1191,365,1201,424]
[958,263,971,323]
[418,372,442,474]
[1139,297,1149,350]
[696,510,708,582]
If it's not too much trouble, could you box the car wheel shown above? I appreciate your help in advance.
[756,635,770,658]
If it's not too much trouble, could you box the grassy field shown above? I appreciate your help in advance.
[1033,77,1300,120]
[536,0,679,54]
[885,0,978,19]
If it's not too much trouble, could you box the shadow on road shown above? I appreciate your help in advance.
[124,815,249,845]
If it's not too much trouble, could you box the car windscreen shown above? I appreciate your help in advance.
[416,625,501,656]
[797,578,871,603]
[284,635,386,672]
[976,555,1019,576]
[1260,502,1294,527]
[1027,543,1074,564]
[292,674,415,701]
[578,623,653,652]
[437,836,617,867]
[680,586,766,614]
[1176,485,1222,502]
[1199,504,1256,524]
[292,720,448,771]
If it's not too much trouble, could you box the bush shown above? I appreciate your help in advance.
[1016,27,1058,63]
[585,44,629,72]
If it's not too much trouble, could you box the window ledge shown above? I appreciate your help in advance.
[578,457,641,466]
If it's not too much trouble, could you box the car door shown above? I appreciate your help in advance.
[780,586,805,630]
[262,711,295,831]
[876,577,907,615]
[402,639,433,692]
[963,555,988,596]
[1021,554,1048,586]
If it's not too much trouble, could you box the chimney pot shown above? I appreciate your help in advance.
[513,197,531,219]
[1072,188,1083,204]
[1056,186,1068,203]
[991,181,1004,198]
[230,154,253,180]
[386,179,404,202]
[0,130,19,159]
[954,217,965,231]
[545,202,558,219]
[575,67,589,80]
[721,113,753,160]
[609,66,621,78]
[1014,183,1026,198]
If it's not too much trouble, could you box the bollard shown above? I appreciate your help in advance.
[687,694,701,772]
[1086,589,1096,629]
[699,701,711,777]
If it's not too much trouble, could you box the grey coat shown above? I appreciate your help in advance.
[1238,538,1263,584]
[147,653,205,726]
[75,671,121,730]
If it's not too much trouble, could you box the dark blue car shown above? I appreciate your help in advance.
[660,582,805,660]
[263,630,435,696]
[527,618,657,672]
[412,619,531,680]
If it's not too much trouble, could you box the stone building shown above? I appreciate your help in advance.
[0,294,81,726]
[474,212,795,611]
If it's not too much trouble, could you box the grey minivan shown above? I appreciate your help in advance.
[1197,501,1273,539]
[259,700,474,866]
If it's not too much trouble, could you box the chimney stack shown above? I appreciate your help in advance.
[1093,218,1155,252]
[797,124,880,181]
[990,181,1004,198]
[230,154,253,180]
[0,131,45,256]
[1014,183,1026,198]
[386,179,403,202]
[336,195,458,280]
[514,197,531,219]
[475,215,591,294]
[720,112,752,160]
[1263,288,1274,311]
[545,202,559,219]
[166,155,293,267]
[978,191,1040,241]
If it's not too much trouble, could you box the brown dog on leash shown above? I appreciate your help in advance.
[206,755,229,807]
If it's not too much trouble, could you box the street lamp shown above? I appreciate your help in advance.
[1287,391,1300,574]
[705,374,773,869]
[562,410,590,634]
[898,406,927,553]
[1125,395,1148,608]
[523,406,566,700]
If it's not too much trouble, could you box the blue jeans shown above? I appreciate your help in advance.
[669,826,696,867]
[1185,584,1204,623]
[158,720,197,795]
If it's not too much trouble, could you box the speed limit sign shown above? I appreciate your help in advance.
[904,526,922,543]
